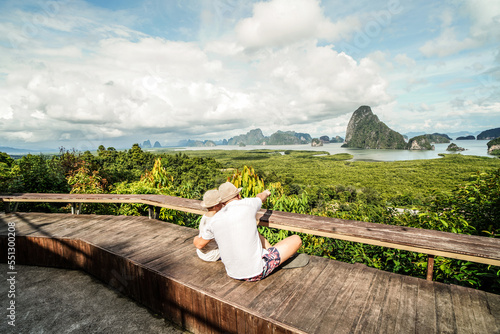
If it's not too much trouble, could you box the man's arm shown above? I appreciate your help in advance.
[256,189,271,203]
[193,236,211,249]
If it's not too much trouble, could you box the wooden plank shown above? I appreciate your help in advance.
[0,193,206,215]
[467,289,498,334]
[258,212,500,265]
[433,283,458,333]
[290,260,355,332]
[219,296,238,333]
[230,258,316,312]
[485,291,500,333]
[307,263,373,333]
[204,291,222,333]
[190,290,209,334]
[394,275,419,333]
[266,256,330,324]
[415,278,437,334]
[373,274,404,333]
[351,269,392,333]
[320,264,379,334]
[449,284,475,333]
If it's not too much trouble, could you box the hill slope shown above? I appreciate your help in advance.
[342,106,407,149]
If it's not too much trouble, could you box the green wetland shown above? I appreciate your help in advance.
[1,145,499,293]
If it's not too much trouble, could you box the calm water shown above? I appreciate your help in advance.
[175,140,496,162]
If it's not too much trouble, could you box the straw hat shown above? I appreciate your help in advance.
[201,189,221,208]
[218,182,242,203]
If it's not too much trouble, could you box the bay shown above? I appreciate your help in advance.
[175,140,496,162]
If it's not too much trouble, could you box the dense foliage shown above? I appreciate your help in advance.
[1,145,499,293]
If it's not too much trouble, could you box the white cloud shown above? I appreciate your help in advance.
[0,0,393,149]
[420,28,480,58]
[394,54,416,68]
[235,0,360,51]
[2,0,497,150]
[465,0,500,40]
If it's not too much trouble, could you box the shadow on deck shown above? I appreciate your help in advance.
[1,212,499,334]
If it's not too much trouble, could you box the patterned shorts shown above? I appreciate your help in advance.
[244,247,281,282]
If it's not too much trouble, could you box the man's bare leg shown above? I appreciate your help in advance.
[272,235,302,263]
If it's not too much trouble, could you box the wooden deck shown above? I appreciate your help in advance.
[1,212,499,334]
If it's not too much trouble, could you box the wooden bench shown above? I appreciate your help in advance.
[1,193,499,281]
[2,212,499,333]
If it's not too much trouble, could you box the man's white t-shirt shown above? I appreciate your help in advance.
[196,215,220,262]
[202,197,266,279]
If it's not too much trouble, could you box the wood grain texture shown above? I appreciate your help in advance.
[0,212,499,334]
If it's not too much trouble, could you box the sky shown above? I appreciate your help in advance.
[0,0,499,151]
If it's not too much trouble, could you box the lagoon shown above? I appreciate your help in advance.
[175,140,495,162]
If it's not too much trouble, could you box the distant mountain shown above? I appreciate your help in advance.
[428,133,452,141]
[142,140,152,148]
[456,135,475,140]
[178,139,216,147]
[406,131,480,140]
[424,133,450,143]
[448,131,481,139]
[329,135,344,143]
[224,129,313,145]
[153,141,162,148]
[0,146,37,154]
[319,135,344,143]
[227,128,266,145]
[267,131,312,145]
[342,106,407,149]
[477,127,500,140]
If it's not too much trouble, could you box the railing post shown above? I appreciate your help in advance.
[71,203,82,215]
[148,205,157,219]
[426,255,435,281]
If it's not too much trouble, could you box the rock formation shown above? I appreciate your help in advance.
[342,106,407,149]
[446,143,465,151]
[329,135,344,143]
[311,138,323,147]
[227,129,266,145]
[487,137,500,155]
[267,131,312,145]
[407,135,435,150]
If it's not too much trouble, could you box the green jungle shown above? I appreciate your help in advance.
[1,144,499,293]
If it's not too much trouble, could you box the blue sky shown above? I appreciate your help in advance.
[0,0,499,150]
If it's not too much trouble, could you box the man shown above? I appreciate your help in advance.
[194,182,302,281]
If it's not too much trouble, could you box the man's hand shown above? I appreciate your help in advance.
[256,189,271,203]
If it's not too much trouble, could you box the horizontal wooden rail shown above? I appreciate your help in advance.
[1,193,499,275]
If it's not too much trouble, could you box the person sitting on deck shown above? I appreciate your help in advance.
[193,189,222,262]
[194,182,302,281]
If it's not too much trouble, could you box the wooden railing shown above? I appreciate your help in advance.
[1,193,499,281]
